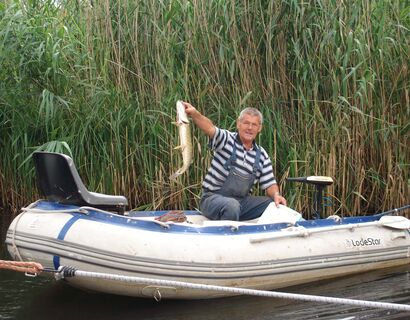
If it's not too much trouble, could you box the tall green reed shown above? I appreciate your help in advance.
[0,0,408,217]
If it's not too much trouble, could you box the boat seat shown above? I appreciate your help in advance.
[32,151,128,214]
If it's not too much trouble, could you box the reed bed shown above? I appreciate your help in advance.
[0,0,408,218]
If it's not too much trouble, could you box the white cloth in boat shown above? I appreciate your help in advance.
[257,204,303,224]
[201,204,303,226]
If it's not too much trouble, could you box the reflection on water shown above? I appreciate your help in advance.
[0,270,51,320]
[1,261,410,320]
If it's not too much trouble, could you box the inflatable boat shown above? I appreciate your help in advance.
[5,152,410,299]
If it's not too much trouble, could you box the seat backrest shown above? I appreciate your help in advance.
[33,152,85,204]
[32,152,128,213]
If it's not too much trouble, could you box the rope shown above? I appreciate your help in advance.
[375,204,410,217]
[54,266,410,312]
[21,206,89,214]
[0,260,43,274]
[10,201,41,262]
[21,204,178,228]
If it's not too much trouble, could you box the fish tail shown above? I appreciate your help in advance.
[169,169,182,180]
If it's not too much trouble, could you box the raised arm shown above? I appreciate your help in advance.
[182,101,216,138]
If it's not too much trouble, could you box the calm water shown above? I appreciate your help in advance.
[1,213,410,320]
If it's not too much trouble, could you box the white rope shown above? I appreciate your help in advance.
[21,206,89,214]
[10,201,42,262]
[10,203,88,262]
[60,268,410,312]
[21,205,175,227]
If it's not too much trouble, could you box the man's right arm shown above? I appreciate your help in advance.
[182,101,216,138]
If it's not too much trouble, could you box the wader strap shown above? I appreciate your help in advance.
[223,142,237,170]
[252,147,261,173]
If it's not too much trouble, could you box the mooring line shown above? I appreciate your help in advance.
[49,266,410,312]
[0,260,43,274]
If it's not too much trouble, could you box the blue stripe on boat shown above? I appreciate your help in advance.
[53,255,60,270]
[57,215,82,240]
[53,215,82,269]
[35,200,382,236]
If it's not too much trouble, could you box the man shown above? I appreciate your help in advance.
[182,101,287,221]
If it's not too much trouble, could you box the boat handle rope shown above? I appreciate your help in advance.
[374,205,410,217]
[36,266,410,312]
[10,202,90,263]
[21,206,90,215]
[10,201,43,263]
[21,205,176,228]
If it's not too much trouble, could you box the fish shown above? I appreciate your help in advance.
[169,100,193,180]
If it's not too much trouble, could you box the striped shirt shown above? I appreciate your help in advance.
[202,127,277,192]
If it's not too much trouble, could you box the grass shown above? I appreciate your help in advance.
[0,0,408,218]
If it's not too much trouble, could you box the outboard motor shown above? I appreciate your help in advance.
[287,176,333,219]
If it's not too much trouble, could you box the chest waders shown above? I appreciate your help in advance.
[216,142,261,199]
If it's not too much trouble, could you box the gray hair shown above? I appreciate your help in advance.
[238,107,263,124]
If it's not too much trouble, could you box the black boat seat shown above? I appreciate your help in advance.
[32,152,128,214]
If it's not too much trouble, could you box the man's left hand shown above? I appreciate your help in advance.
[273,193,287,207]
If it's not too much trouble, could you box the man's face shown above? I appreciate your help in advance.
[236,114,262,146]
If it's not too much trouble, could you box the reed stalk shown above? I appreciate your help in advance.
[0,0,408,218]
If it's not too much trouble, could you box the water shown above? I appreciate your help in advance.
[1,214,410,319]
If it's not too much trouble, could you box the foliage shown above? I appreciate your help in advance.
[0,0,409,217]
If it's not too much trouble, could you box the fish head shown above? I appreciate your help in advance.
[176,100,189,124]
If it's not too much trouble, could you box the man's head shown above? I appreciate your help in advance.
[236,107,263,147]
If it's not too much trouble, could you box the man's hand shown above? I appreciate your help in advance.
[181,101,197,117]
[266,184,287,207]
[273,192,287,207]
[181,101,216,138]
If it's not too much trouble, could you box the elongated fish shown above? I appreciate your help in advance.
[170,101,193,180]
